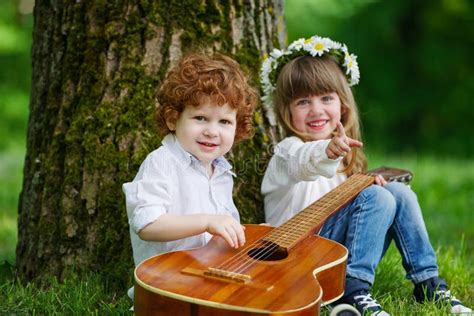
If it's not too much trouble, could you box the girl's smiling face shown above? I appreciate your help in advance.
[289,92,342,141]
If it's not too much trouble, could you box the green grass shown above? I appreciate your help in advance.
[0,268,132,315]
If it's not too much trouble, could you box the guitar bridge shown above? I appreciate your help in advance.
[204,267,252,283]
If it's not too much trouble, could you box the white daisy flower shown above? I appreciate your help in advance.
[341,44,348,54]
[350,68,360,85]
[344,53,357,75]
[261,57,272,75]
[310,37,331,56]
[288,38,305,51]
[347,56,360,86]
[330,41,342,50]
[302,37,316,52]
[270,48,283,59]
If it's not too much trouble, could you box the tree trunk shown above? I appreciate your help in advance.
[17,1,285,282]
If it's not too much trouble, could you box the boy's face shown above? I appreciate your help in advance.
[168,98,237,164]
[289,92,342,141]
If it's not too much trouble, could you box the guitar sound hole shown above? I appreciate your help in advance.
[247,242,288,261]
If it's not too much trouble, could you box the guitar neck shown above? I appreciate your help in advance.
[263,173,375,250]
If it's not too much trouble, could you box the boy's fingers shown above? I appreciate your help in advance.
[225,226,238,248]
[237,227,246,246]
[221,232,235,248]
[231,223,245,247]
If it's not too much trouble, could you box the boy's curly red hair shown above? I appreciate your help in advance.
[155,53,257,142]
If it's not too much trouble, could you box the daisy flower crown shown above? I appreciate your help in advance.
[260,35,360,125]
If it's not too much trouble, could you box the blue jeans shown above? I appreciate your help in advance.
[319,182,439,291]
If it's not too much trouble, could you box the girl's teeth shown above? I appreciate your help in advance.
[309,121,325,127]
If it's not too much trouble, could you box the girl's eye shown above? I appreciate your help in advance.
[296,99,310,106]
[322,96,334,102]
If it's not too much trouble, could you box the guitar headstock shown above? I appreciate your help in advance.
[368,166,413,184]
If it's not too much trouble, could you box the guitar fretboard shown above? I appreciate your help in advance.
[263,173,374,250]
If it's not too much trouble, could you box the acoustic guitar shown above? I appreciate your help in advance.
[134,167,412,316]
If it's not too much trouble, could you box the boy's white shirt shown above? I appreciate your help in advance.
[262,136,346,227]
[122,133,239,267]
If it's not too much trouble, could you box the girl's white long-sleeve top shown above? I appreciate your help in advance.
[261,136,346,227]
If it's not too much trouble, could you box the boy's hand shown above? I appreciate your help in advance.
[205,215,246,249]
[326,122,363,160]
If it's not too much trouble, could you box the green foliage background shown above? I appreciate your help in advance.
[286,0,474,157]
[0,1,31,266]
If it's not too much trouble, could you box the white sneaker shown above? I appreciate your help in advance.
[329,303,361,316]
[434,290,473,314]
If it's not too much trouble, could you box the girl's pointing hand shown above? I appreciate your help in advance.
[326,122,363,160]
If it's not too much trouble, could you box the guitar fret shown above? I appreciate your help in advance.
[267,230,301,240]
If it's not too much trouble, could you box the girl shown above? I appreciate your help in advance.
[260,36,471,315]
[123,53,257,300]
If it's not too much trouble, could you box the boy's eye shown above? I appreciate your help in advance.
[194,116,206,121]
[220,119,232,125]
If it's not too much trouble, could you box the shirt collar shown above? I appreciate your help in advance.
[162,134,194,167]
[213,156,235,176]
[162,134,235,176]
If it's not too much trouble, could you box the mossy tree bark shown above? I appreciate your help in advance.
[17,1,285,281]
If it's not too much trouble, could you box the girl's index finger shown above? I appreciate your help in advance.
[336,121,346,137]
[347,138,363,148]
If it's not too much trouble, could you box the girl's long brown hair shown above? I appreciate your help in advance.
[274,55,367,175]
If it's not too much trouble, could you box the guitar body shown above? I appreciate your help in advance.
[135,224,347,315]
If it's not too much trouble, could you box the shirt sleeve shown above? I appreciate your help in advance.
[122,153,172,234]
[275,137,342,182]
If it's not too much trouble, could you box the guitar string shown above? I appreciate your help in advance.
[223,206,329,273]
[211,174,371,276]
[217,176,369,278]
[210,191,339,273]
[212,174,372,276]
[227,175,373,275]
[214,170,404,275]
[213,174,370,275]
[199,181,338,274]
[208,224,289,272]
[224,172,404,276]
[213,210,325,273]
[224,175,372,275]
